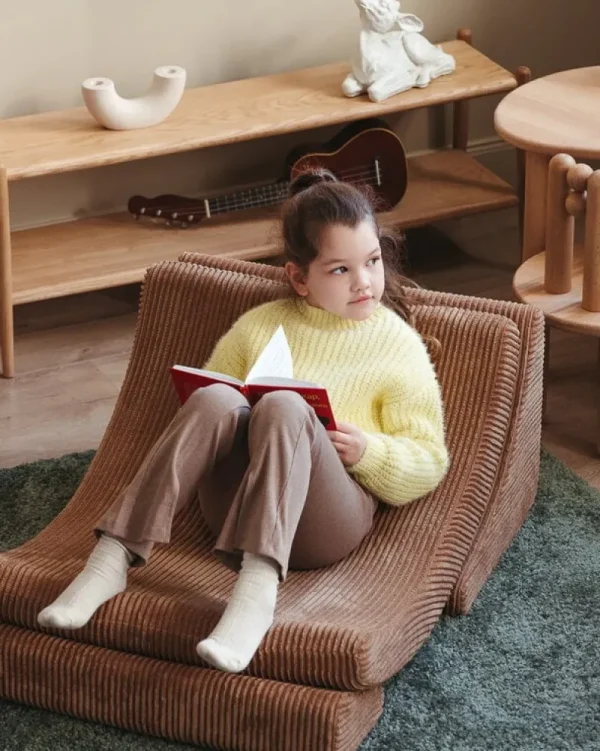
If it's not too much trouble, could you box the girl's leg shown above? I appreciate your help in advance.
[38,384,250,630]
[196,390,376,673]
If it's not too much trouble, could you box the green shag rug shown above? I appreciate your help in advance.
[0,450,598,750]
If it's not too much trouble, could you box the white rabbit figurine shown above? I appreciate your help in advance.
[342,0,456,102]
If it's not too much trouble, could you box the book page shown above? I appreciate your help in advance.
[250,376,321,388]
[172,365,244,387]
[246,325,294,382]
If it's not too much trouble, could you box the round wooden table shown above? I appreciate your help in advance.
[497,68,600,450]
[495,67,600,262]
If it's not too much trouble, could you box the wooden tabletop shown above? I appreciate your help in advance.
[495,67,600,158]
[0,40,516,181]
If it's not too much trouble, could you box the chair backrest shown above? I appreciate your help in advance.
[544,153,600,312]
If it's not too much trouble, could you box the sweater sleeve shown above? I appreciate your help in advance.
[347,338,450,507]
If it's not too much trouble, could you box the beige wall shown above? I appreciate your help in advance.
[3,0,600,229]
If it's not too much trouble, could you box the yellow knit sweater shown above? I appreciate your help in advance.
[204,296,449,506]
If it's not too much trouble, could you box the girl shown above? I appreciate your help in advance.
[38,169,449,674]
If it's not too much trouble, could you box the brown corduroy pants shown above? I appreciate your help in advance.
[95,384,377,580]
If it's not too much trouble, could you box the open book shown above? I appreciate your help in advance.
[170,325,337,430]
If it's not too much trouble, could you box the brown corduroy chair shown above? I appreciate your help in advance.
[0,253,544,751]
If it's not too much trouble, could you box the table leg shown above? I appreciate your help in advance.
[516,147,526,244]
[0,166,14,378]
[522,151,551,263]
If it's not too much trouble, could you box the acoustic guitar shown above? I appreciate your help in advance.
[128,119,407,228]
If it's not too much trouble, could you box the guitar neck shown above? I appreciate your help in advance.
[206,181,290,217]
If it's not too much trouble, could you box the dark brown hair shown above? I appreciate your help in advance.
[280,168,418,329]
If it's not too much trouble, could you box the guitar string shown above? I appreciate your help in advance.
[169,178,380,220]
[212,174,376,202]
[141,166,381,216]
[213,164,380,197]
[170,177,380,220]
[208,184,375,215]
[143,165,388,218]
[207,167,381,213]
[208,167,378,210]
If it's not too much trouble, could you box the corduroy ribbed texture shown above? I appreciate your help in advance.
[0,253,544,750]
[0,623,383,751]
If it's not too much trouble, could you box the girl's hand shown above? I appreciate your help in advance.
[328,422,367,466]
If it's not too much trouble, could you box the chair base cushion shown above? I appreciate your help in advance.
[0,623,383,751]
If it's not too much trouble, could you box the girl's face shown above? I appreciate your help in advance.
[285,219,385,321]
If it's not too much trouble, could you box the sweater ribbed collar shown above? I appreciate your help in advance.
[293,297,387,331]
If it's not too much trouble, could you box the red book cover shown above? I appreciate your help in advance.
[245,381,337,431]
[170,367,244,405]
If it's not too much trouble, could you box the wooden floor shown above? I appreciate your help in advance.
[4,207,600,489]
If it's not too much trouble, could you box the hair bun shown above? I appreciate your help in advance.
[288,168,337,197]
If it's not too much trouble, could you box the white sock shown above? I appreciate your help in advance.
[196,552,279,673]
[37,534,133,630]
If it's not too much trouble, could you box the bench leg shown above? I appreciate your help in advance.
[0,166,14,379]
